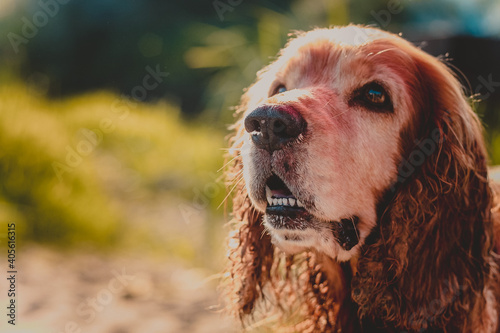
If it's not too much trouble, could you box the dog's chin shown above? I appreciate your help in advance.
[262,208,360,262]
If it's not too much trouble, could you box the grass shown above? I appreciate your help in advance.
[0,83,228,266]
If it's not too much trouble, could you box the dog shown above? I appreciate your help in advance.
[224,25,500,332]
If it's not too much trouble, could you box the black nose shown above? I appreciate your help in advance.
[244,105,306,152]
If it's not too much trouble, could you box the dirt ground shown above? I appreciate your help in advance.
[2,245,238,333]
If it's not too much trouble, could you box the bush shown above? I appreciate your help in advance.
[0,83,225,254]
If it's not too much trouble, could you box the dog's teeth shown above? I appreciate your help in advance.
[266,186,272,198]
[268,196,301,207]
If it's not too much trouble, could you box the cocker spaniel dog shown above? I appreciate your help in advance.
[224,25,500,332]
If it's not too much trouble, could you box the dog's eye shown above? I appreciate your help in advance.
[351,82,393,113]
[271,84,287,96]
[365,86,386,104]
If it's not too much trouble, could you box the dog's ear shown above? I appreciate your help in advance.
[225,190,274,318]
[352,46,495,331]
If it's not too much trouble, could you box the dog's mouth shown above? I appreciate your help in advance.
[264,173,314,231]
[262,173,359,252]
[265,174,309,216]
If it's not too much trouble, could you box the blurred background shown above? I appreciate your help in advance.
[0,0,499,332]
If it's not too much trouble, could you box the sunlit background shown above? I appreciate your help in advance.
[0,0,499,332]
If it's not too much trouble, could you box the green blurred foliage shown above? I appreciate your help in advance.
[0,0,351,119]
[0,83,226,264]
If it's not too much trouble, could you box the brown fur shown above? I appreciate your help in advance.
[222,25,500,332]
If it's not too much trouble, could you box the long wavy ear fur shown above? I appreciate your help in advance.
[351,48,496,331]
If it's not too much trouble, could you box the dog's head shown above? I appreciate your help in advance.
[227,25,494,330]
[237,26,477,261]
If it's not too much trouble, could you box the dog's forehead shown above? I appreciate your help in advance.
[280,28,397,65]
[273,30,417,92]
[277,41,400,89]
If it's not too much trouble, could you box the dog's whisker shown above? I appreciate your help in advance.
[351,216,360,242]
[370,47,397,57]
[217,175,245,209]
[227,170,244,184]
[227,172,243,186]
[217,155,240,173]
[220,147,242,151]
[330,108,351,119]
[321,96,334,109]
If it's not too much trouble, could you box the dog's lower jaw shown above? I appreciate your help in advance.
[264,216,359,262]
